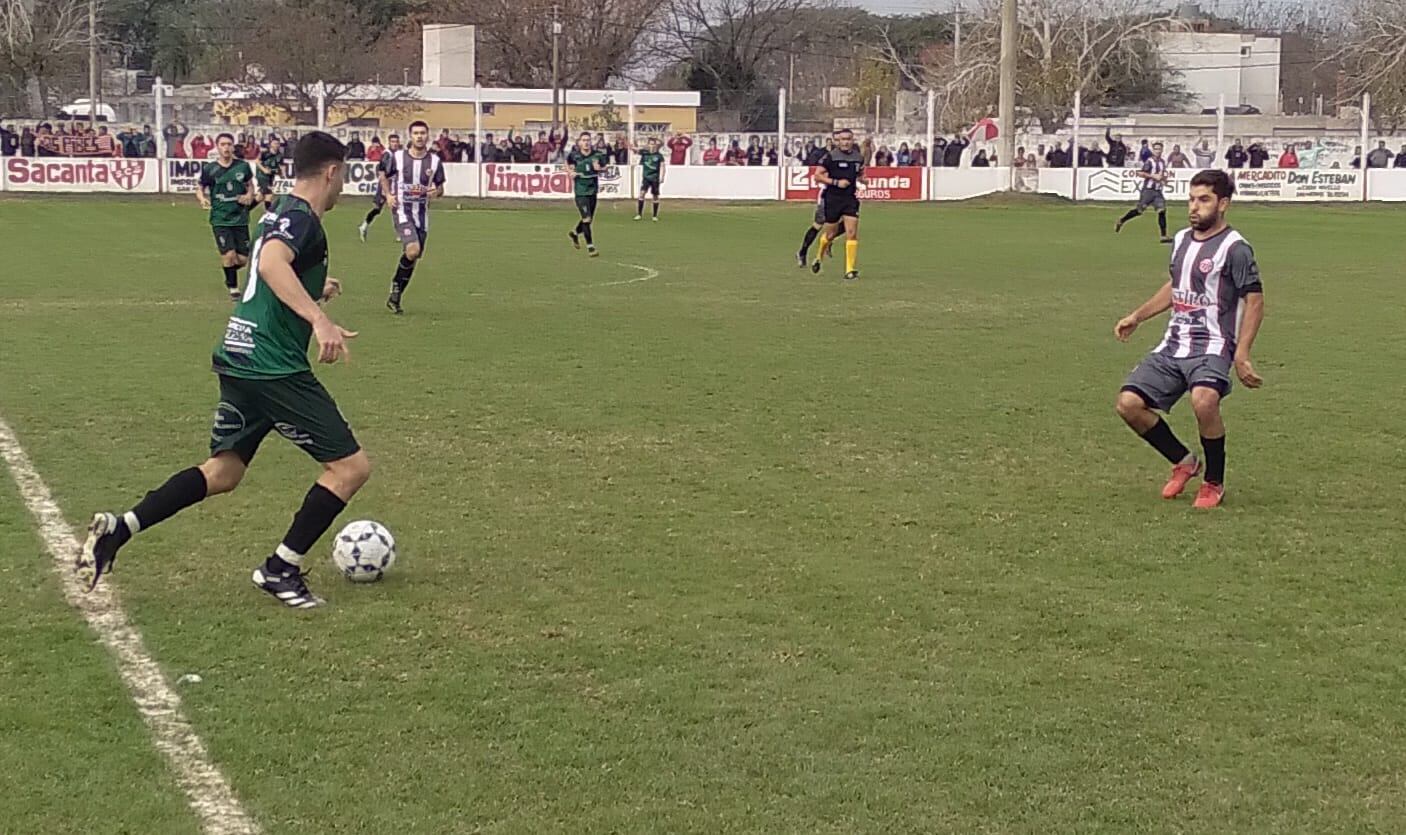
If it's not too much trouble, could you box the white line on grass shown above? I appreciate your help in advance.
[598,263,660,287]
[0,416,261,835]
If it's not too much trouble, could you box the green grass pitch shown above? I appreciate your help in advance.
[1,194,1405,834]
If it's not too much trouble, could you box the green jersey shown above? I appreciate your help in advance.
[212,196,328,380]
[257,150,282,187]
[570,150,609,197]
[640,151,664,182]
[200,159,254,227]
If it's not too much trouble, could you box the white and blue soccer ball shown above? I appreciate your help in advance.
[331,520,397,583]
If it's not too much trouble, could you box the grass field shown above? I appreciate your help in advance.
[2,193,1405,834]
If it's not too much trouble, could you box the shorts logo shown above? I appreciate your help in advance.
[212,402,245,439]
[274,422,314,447]
[1197,258,1215,274]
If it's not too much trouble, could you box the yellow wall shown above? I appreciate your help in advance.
[214,100,698,133]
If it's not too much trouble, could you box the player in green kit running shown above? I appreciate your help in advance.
[200,133,259,301]
[635,137,664,222]
[566,132,607,257]
[256,135,284,211]
[78,132,370,610]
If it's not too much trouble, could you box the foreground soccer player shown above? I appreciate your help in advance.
[810,129,863,281]
[381,122,445,314]
[635,137,665,221]
[359,133,401,241]
[567,133,607,256]
[199,133,258,301]
[1115,140,1174,243]
[79,132,369,609]
[1114,169,1264,509]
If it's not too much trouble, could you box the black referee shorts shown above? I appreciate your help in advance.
[822,189,860,224]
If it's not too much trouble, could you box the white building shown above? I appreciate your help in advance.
[1155,31,1282,115]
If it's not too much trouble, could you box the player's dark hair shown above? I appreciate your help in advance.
[408,120,429,132]
[1190,169,1235,199]
[292,130,347,179]
[216,132,235,143]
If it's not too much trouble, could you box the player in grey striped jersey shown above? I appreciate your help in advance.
[1115,141,1174,243]
[379,120,445,314]
[1113,169,1265,509]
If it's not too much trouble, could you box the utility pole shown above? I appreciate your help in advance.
[997,0,1016,184]
[788,52,795,99]
[954,1,962,65]
[88,0,98,125]
[551,4,562,136]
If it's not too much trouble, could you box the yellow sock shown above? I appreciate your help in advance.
[845,240,858,273]
[817,236,833,259]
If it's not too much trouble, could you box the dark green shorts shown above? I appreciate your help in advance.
[210,372,360,464]
[213,225,251,256]
[575,194,598,219]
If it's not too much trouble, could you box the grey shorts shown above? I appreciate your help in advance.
[1122,352,1232,412]
[1137,189,1166,212]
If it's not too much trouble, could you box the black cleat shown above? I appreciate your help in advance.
[386,293,403,315]
[843,270,860,282]
[252,565,325,609]
[1160,236,1174,244]
[810,258,822,275]
[77,512,126,591]
[1115,219,1125,233]
[568,232,580,250]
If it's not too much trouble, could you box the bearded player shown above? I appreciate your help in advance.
[380,122,445,314]
[1113,169,1265,509]
[79,132,368,609]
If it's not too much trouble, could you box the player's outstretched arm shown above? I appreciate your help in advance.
[258,239,356,363]
[1234,291,1265,387]
[1115,281,1173,341]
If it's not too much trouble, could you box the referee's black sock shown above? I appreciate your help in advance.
[1141,418,1191,465]
[799,226,820,257]
[581,222,593,246]
[1118,209,1141,226]
[1157,210,1168,237]
[392,256,415,295]
[1201,435,1225,484]
[222,265,238,289]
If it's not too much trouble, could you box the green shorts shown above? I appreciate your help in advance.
[575,194,598,219]
[210,372,360,464]
[213,225,251,256]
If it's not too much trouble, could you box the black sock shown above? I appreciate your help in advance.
[1157,211,1168,236]
[573,221,584,235]
[636,199,645,216]
[582,223,593,246]
[364,206,381,224]
[800,226,820,257]
[267,483,347,571]
[1140,417,1191,465]
[1202,435,1225,484]
[391,256,415,295]
[125,466,209,542]
[652,201,659,218]
[222,266,238,289]
[1118,209,1141,225]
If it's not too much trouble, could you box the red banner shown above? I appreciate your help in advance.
[784,166,924,201]
[35,133,121,157]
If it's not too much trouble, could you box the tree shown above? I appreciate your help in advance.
[1330,0,1406,131]
[0,0,89,116]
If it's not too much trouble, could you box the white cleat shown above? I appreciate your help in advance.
[358,222,369,242]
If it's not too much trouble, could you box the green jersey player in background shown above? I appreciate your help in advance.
[566,132,607,257]
[79,132,371,610]
[635,137,664,222]
[200,133,259,301]
[256,135,285,211]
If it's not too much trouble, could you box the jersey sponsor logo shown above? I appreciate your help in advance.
[221,316,257,354]
[5,158,151,191]
[1171,288,1215,313]
[211,402,246,436]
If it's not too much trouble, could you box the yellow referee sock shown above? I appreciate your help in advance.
[845,240,859,273]
[818,235,833,259]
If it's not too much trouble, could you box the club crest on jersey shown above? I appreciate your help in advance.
[1197,257,1216,274]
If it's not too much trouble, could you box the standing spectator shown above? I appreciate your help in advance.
[346,131,366,159]
[1085,143,1107,167]
[434,129,453,159]
[874,145,894,166]
[612,136,628,165]
[190,133,213,161]
[20,126,36,156]
[1137,139,1152,162]
[35,123,58,156]
[724,138,744,165]
[860,136,875,165]
[512,135,531,163]
[667,132,692,165]
[910,143,926,167]
[481,133,498,162]
[765,139,778,166]
[1192,139,1215,167]
[117,125,141,157]
[803,140,825,166]
[366,136,385,161]
[241,134,259,161]
[896,143,912,166]
[1105,129,1129,167]
[971,149,990,167]
[1035,144,1046,166]
[498,138,511,160]
[931,137,948,166]
[1,124,19,156]
[1277,145,1298,169]
[1166,144,1190,168]
[702,138,722,165]
[1395,144,1406,168]
[1366,140,1393,168]
[461,132,477,162]
[594,133,607,154]
[944,135,969,167]
[1025,153,1037,168]
[1225,140,1248,168]
[1013,146,1028,167]
[1247,142,1269,168]
[531,131,552,163]
[96,125,119,156]
[745,135,763,165]
[1349,145,1362,168]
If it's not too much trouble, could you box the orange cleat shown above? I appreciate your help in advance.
[1161,458,1202,499]
[1193,483,1225,509]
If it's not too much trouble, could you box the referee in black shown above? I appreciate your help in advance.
[810,129,865,281]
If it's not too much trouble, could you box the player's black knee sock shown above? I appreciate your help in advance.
[573,221,584,235]
[391,256,415,295]
[636,199,645,216]
[652,201,659,218]
[1118,209,1141,225]
[582,222,593,246]
[1157,211,1168,236]
[1140,418,1191,465]
[268,483,346,572]
[364,206,381,224]
[1202,435,1225,484]
[124,467,209,544]
[222,265,238,289]
[800,226,820,256]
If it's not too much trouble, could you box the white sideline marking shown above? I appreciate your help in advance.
[0,416,260,835]
[598,263,660,287]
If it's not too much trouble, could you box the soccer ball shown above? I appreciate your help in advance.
[331,520,397,583]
